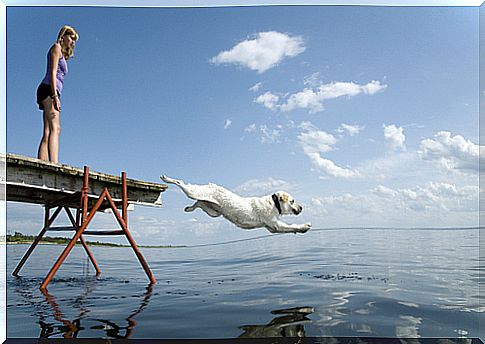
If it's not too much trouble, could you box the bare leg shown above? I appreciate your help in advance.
[47,109,61,163]
[37,111,50,161]
[37,97,61,163]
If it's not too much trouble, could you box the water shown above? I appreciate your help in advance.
[6,227,484,339]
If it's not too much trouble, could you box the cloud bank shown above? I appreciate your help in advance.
[419,131,479,172]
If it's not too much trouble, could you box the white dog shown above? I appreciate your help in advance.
[160,175,311,234]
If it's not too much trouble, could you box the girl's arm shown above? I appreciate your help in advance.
[49,43,62,111]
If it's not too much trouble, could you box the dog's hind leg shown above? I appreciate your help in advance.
[160,175,199,198]
[160,175,219,203]
[160,175,184,187]
[185,201,221,217]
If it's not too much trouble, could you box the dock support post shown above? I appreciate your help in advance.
[12,206,63,277]
[40,189,107,291]
[64,207,101,276]
[105,184,156,285]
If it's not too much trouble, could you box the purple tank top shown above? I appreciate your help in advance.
[41,51,68,95]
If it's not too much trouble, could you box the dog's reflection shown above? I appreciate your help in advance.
[38,283,153,338]
[238,306,314,338]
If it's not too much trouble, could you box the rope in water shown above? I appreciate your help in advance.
[182,233,276,248]
[180,226,482,248]
[181,227,336,248]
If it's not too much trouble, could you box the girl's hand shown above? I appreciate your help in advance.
[53,95,61,111]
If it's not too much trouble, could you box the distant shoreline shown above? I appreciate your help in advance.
[4,233,185,248]
[5,242,186,248]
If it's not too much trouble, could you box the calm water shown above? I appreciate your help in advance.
[6,227,485,339]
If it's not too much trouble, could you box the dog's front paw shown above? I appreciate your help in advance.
[300,222,312,233]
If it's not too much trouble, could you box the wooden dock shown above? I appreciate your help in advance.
[1,153,167,211]
[3,153,165,288]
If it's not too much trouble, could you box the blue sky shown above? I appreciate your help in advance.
[4,4,480,246]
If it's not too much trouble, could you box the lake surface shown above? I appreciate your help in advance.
[6,227,485,339]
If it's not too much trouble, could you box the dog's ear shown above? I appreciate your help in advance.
[279,192,289,203]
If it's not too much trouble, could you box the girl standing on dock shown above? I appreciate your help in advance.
[36,25,79,163]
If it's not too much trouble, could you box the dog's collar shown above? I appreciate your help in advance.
[272,193,282,215]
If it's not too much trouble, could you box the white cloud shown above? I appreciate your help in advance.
[256,80,387,114]
[357,151,427,182]
[249,82,263,92]
[255,92,280,111]
[234,177,294,196]
[307,153,361,179]
[362,80,388,95]
[243,123,282,143]
[131,216,176,237]
[309,181,478,227]
[259,124,282,143]
[371,185,398,197]
[338,123,365,136]
[298,121,360,179]
[303,72,323,87]
[298,123,337,154]
[210,31,305,74]
[383,124,406,151]
[310,193,377,216]
[244,123,257,133]
[281,88,326,113]
[370,182,478,212]
[419,131,479,172]
[298,121,317,132]
[181,218,226,237]
[224,119,232,129]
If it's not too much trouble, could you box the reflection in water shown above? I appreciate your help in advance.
[39,277,97,338]
[238,306,314,338]
[10,278,155,339]
[39,318,83,338]
[395,315,422,338]
[89,284,153,339]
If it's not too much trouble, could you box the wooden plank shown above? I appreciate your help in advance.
[2,153,167,209]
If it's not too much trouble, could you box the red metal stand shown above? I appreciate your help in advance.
[12,166,156,291]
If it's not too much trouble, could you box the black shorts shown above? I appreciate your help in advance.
[36,83,59,110]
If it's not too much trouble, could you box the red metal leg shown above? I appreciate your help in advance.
[75,207,81,228]
[122,171,128,224]
[78,236,101,276]
[64,207,101,276]
[81,166,89,223]
[40,189,108,291]
[105,190,156,285]
[12,206,63,276]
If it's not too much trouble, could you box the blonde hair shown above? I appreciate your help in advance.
[56,25,79,60]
